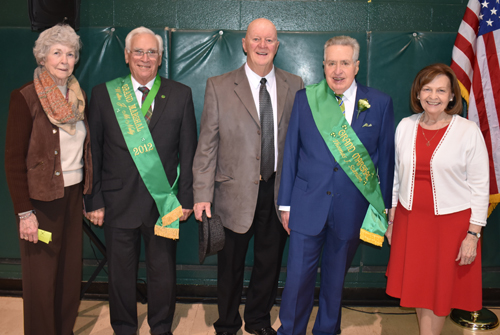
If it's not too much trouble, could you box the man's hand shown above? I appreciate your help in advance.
[19,214,39,243]
[194,202,211,221]
[85,207,105,226]
[385,207,396,245]
[385,224,393,245]
[280,211,290,235]
[180,209,193,221]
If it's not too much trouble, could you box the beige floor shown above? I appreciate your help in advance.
[0,297,499,334]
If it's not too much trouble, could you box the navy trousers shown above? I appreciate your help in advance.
[278,200,361,335]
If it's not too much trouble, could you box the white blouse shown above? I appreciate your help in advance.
[392,113,489,226]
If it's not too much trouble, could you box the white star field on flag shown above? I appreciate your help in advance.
[479,0,500,35]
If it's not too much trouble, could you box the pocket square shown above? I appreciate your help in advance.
[362,123,372,127]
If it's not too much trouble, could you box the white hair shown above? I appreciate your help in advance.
[125,27,163,55]
[33,24,82,65]
[324,35,360,62]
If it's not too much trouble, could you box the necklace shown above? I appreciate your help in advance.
[421,127,441,146]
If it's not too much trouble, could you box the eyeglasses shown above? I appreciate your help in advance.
[129,49,160,59]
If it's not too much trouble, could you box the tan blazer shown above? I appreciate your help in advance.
[193,65,304,233]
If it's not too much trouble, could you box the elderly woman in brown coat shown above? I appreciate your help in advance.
[4,24,92,335]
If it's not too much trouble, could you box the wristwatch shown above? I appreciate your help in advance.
[467,231,481,239]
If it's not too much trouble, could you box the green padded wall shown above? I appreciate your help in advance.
[168,29,500,288]
[1,0,498,290]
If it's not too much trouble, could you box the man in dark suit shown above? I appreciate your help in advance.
[277,36,395,335]
[193,18,304,335]
[85,27,197,335]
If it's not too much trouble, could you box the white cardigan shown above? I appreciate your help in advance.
[392,113,489,226]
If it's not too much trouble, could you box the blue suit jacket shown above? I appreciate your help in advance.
[278,82,395,239]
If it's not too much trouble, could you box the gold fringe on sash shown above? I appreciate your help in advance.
[154,206,183,240]
[154,225,179,240]
[162,206,183,226]
[488,194,500,218]
[360,228,384,247]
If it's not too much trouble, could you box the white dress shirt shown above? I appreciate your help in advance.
[336,80,357,125]
[131,76,156,111]
[245,63,278,171]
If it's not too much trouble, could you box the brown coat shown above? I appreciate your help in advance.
[192,65,304,234]
[5,81,92,213]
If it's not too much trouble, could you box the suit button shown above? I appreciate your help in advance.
[334,167,339,172]
[255,180,259,185]
[53,129,57,134]
[54,150,58,155]
[256,156,260,160]
[55,171,61,176]
[257,130,261,135]
[326,191,331,195]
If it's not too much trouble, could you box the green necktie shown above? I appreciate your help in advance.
[335,94,345,115]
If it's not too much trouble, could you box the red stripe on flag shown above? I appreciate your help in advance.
[454,33,475,67]
[483,33,500,194]
[471,55,498,195]
[462,7,480,35]
[451,59,472,91]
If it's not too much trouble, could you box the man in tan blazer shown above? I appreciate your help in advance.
[193,18,304,335]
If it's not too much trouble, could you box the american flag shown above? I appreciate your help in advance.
[451,0,500,216]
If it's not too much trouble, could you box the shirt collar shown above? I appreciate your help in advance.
[244,63,276,90]
[131,75,156,92]
[337,80,357,103]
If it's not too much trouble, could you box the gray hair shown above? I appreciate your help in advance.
[324,36,360,62]
[125,27,163,55]
[33,24,82,65]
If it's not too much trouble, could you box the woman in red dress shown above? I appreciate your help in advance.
[385,63,489,335]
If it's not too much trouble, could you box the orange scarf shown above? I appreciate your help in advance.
[33,66,85,135]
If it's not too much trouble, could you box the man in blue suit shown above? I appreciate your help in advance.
[277,36,395,335]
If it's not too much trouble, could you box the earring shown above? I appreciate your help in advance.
[450,98,453,101]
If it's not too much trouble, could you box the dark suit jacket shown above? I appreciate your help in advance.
[192,65,304,234]
[85,76,197,229]
[278,82,395,239]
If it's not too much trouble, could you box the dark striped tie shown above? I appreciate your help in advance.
[138,86,153,124]
[259,78,274,181]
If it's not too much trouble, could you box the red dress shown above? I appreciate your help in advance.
[386,125,482,316]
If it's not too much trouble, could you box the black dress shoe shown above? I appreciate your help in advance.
[244,326,277,335]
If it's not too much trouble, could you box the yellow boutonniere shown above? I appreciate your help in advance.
[357,99,371,119]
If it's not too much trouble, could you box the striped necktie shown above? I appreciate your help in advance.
[259,78,274,181]
[335,94,345,115]
[138,86,153,124]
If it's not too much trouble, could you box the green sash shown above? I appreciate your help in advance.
[106,75,182,240]
[305,79,387,247]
